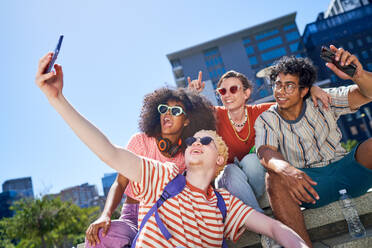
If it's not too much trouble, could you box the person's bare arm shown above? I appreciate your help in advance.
[326,45,372,109]
[257,145,319,205]
[244,211,308,248]
[35,53,142,182]
[85,174,129,246]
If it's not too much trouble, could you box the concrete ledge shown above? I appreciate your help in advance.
[77,192,372,248]
[228,191,372,248]
[313,226,372,248]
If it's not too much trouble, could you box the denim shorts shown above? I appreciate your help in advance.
[300,144,372,209]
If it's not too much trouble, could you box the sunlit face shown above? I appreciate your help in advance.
[273,73,308,111]
[185,130,218,169]
[160,100,189,137]
[218,78,250,111]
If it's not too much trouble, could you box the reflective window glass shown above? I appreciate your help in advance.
[257,37,283,51]
[261,48,286,61]
[285,31,300,42]
[255,29,279,40]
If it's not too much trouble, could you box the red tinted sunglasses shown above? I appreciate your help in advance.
[216,85,241,95]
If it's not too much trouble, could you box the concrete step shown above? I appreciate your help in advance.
[229,191,372,248]
[313,226,372,248]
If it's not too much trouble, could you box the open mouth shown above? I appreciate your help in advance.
[190,148,203,155]
[162,116,173,127]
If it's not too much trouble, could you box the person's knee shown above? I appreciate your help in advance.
[215,163,246,189]
[220,163,245,180]
[356,138,372,169]
[240,154,265,174]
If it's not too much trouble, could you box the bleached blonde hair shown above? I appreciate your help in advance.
[197,130,229,178]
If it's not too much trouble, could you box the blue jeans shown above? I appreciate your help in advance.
[215,154,266,212]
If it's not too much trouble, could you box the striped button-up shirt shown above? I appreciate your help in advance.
[254,86,356,168]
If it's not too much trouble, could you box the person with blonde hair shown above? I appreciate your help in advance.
[35,53,309,248]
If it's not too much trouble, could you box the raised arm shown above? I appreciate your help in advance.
[326,45,372,109]
[257,145,319,205]
[244,211,308,248]
[85,174,129,246]
[35,53,142,182]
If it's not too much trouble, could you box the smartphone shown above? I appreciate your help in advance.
[44,35,64,74]
[320,46,356,77]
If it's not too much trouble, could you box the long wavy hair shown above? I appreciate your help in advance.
[139,87,216,151]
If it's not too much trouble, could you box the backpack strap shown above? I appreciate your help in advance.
[214,190,228,248]
[132,175,228,248]
[131,174,186,248]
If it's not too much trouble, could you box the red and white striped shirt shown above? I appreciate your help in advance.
[130,158,254,248]
[124,133,185,198]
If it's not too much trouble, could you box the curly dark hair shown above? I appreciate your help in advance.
[139,87,216,151]
[270,56,317,99]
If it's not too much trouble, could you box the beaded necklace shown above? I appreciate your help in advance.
[227,107,250,142]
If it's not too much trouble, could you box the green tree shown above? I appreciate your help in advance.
[0,197,99,248]
[341,139,358,152]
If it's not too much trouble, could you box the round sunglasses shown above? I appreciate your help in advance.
[216,85,241,96]
[157,104,186,116]
[185,136,214,147]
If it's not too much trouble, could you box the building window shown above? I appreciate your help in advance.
[245,46,254,55]
[289,42,300,52]
[285,31,300,42]
[330,74,338,82]
[259,88,269,98]
[204,47,225,87]
[243,37,251,45]
[367,35,372,43]
[171,59,181,68]
[255,29,279,40]
[257,37,283,51]
[357,39,363,46]
[361,50,369,59]
[249,56,258,65]
[174,69,184,79]
[261,47,286,61]
[283,23,296,31]
[348,41,354,50]
[360,123,367,132]
[350,126,358,135]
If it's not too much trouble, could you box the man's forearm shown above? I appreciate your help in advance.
[354,70,372,99]
[257,146,291,174]
[101,179,128,217]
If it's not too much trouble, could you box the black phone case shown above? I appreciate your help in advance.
[320,46,356,78]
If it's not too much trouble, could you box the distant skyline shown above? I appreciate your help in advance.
[1,0,330,196]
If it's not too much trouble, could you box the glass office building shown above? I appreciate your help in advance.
[101,172,117,197]
[2,177,34,199]
[303,3,372,141]
[167,13,306,104]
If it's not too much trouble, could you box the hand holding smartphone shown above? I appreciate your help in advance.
[320,46,356,78]
[44,35,64,74]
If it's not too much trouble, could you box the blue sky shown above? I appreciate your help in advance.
[1,0,329,196]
